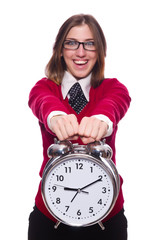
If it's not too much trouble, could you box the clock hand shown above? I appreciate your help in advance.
[54,184,88,194]
[64,187,88,194]
[80,177,102,191]
[70,178,102,203]
[71,191,78,203]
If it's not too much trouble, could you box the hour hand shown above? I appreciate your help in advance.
[64,187,88,194]
[64,187,78,191]
[54,184,88,194]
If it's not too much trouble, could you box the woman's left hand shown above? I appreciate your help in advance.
[78,116,108,144]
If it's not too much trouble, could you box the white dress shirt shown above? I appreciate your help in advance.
[47,71,113,137]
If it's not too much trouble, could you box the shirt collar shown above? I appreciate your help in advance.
[61,71,91,101]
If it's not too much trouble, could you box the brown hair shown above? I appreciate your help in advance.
[45,14,107,88]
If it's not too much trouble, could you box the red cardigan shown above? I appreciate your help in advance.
[28,77,131,222]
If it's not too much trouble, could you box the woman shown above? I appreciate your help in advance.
[28,14,131,240]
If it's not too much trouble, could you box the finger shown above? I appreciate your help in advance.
[53,125,68,141]
[55,117,70,139]
[50,115,72,140]
[78,117,89,136]
[59,115,79,139]
[68,135,79,141]
[80,136,95,144]
[63,116,79,139]
[64,121,74,137]
[88,120,108,140]
[95,122,108,141]
[51,115,79,140]
[68,114,79,135]
[79,117,99,138]
[87,118,101,139]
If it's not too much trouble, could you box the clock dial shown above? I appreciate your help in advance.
[42,155,115,226]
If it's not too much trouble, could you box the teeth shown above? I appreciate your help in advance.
[74,60,88,65]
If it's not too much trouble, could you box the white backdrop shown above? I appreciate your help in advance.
[0,0,159,239]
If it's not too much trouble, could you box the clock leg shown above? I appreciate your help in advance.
[98,221,105,230]
[54,221,61,229]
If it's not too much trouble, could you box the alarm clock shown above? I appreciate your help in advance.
[41,140,120,230]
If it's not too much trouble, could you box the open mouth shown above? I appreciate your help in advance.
[73,60,88,65]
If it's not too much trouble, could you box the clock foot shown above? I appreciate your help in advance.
[54,221,61,229]
[98,221,105,230]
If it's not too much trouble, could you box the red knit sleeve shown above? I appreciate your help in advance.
[28,78,69,133]
[90,78,131,127]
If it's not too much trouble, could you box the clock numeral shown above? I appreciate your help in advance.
[90,167,93,173]
[65,167,71,173]
[97,199,102,205]
[98,175,103,180]
[56,198,61,204]
[65,206,70,212]
[89,207,93,213]
[102,187,107,193]
[76,163,83,170]
[77,209,81,216]
[52,186,57,192]
[56,175,64,181]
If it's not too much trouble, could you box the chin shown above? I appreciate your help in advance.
[73,72,90,80]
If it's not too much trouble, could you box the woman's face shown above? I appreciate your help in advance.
[62,24,97,79]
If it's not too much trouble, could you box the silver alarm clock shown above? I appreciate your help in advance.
[41,140,120,230]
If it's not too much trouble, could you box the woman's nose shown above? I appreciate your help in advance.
[75,44,86,57]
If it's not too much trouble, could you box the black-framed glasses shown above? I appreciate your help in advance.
[63,40,96,51]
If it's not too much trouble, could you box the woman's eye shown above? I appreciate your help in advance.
[85,41,95,46]
[66,41,77,46]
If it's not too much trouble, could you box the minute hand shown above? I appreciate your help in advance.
[80,178,102,191]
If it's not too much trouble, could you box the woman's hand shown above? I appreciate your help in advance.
[78,116,108,144]
[50,114,79,141]
[50,115,108,144]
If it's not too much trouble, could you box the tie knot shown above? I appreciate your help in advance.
[68,82,81,99]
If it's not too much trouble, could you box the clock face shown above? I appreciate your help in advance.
[42,155,115,226]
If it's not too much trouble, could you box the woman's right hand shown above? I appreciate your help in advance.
[50,114,79,141]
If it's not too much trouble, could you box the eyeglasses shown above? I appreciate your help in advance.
[63,40,96,51]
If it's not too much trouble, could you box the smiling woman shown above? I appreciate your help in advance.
[28,14,131,240]
[62,24,97,80]
[45,14,106,87]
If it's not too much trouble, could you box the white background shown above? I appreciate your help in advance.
[0,0,159,239]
